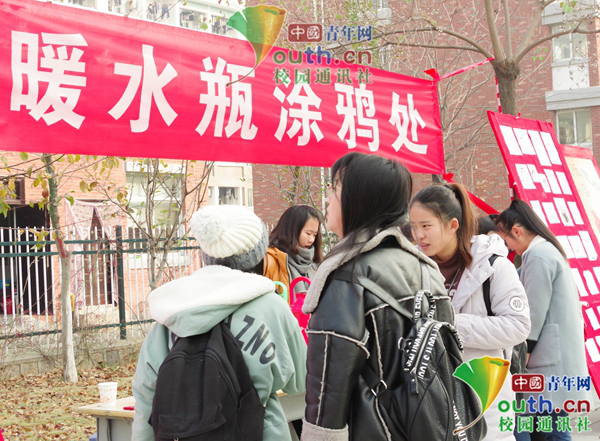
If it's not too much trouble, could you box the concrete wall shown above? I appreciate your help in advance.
[0,337,143,379]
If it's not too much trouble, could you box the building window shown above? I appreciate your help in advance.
[219,187,240,205]
[557,109,592,147]
[126,172,182,234]
[212,15,227,35]
[179,9,208,30]
[247,189,253,208]
[208,186,245,206]
[0,177,25,205]
[552,26,588,61]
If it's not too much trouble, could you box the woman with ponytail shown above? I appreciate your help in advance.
[410,183,531,440]
[497,199,591,441]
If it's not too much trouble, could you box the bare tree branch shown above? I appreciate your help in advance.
[515,22,600,63]
[380,26,492,58]
[381,39,482,53]
[504,0,513,58]
[514,1,547,59]
[484,0,505,60]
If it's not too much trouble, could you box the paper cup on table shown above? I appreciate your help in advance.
[98,382,118,407]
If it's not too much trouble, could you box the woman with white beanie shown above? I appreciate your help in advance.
[131,205,307,441]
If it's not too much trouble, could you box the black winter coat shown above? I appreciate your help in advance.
[302,229,455,441]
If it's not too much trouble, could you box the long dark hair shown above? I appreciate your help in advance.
[325,152,413,260]
[269,204,323,264]
[496,199,567,259]
[477,215,497,235]
[410,183,477,268]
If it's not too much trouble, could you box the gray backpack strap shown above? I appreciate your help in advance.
[356,276,413,321]
[335,261,435,321]
[420,260,431,292]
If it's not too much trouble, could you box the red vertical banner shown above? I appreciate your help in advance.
[488,111,600,390]
[561,145,600,248]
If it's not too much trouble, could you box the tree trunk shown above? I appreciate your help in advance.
[492,58,520,116]
[42,154,78,384]
[59,246,77,383]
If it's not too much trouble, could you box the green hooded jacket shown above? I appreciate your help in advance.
[131,265,307,440]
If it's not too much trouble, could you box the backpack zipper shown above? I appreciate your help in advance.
[205,349,237,401]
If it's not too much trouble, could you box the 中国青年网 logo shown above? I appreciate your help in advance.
[227,6,374,87]
[272,24,374,87]
[453,358,593,436]
[497,373,593,435]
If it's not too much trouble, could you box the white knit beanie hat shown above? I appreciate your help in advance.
[190,205,268,271]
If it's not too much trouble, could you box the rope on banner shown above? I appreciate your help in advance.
[424,57,494,83]
[495,76,502,114]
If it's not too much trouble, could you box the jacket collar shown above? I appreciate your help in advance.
[149,265,275,325]
[451,234,508,311]
[302,226,439,314]
[522,235,546,257]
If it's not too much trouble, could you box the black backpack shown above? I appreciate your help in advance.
[355,262,486,441]
[149,320,265,441]
[483,254,528,375]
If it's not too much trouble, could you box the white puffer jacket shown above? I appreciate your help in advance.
[453,234,531,441]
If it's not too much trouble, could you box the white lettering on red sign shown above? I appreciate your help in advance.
[274,83,323,146]
[11,31,88,129]
[196,57,257,140]
[109,44,178,133]
[335,83,379,151]
[389,92,427,154]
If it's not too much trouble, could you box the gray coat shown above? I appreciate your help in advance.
[520,240,592,404]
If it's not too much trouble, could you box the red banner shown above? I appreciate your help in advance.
[488,111,600,389]
[562,145,600,248]
[0,0,444,173]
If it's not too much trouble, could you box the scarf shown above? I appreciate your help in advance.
[288,246,316,294]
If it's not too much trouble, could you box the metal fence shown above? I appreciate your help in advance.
[0,225,203,356]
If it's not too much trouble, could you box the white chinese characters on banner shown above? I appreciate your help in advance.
[274,83,324,146]
[389,92,427,154]
[334,83,379,151]
[11,31,88,129]
[109,44,178,133]
[196,57,257,140]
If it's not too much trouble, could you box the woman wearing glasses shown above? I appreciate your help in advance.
[496,199,591,441]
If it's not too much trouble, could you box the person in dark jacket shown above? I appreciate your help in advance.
[300,152,455,441]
